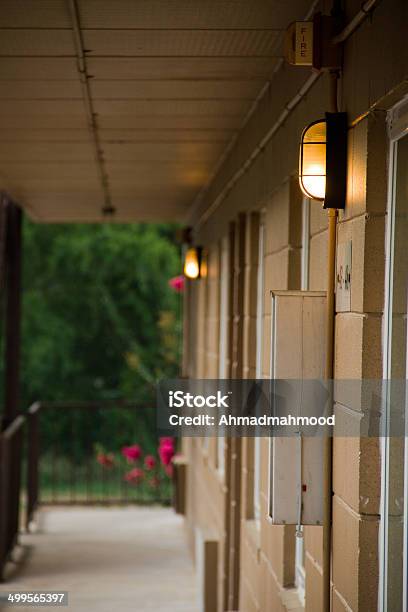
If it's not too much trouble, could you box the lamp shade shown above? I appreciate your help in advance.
[184,247,202,279]
[299,120,326,201]
[299,112,348,209]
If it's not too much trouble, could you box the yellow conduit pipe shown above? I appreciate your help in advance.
[323,206,337,612]
[322,69,340,612]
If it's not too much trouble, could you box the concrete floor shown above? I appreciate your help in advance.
[2,506,199,611]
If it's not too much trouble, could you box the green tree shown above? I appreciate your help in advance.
[20,221,182,406]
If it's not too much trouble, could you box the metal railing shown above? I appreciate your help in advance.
[26,401,172,509]
[0,414,25,581]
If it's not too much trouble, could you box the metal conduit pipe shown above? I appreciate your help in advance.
[332,0,379,44]
[321,70,340,612]
[197,69,321,227]
[321,1,381,605]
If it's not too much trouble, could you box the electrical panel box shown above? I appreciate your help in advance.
[268,291,327,525]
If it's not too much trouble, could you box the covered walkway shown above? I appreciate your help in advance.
[3,506,198,611]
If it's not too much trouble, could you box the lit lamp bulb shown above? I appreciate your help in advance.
[299,120,327,201]
[184,247,202,280]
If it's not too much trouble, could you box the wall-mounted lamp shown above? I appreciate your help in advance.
[299,112,347,209]
[184,246,203,280]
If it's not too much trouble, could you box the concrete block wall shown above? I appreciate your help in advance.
[183,243,228,611]
[182,2,408,609]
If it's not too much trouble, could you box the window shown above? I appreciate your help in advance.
[380,98,408,612]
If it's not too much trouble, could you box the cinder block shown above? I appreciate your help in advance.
[263,251,289,314]
[332,587,353,612]
[304,553,323,612]
[288,176,303,249]
[362,214,386,314]
[245,211,260,267]
[260,554,285,612]
[366,112,388,215]
[332,495,379,611]
[310,201,328,237]
[265,183,290,255]
[346,120,368,220]
[206,318,220,351]
[240,582,260,612]
[243,315,257,376]
[240,526,261,611]
[244,265,258,318]
[334,313,364,379]
[333,436,380,515]
[259,438,270,500]
[260,521,295,588]
[304,525,323,569]
[309,230,328,291]
[361,314,382,379]
[287,247,301,290]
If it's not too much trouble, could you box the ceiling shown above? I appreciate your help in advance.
[0,0,312,222]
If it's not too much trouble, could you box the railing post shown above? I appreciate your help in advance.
[3,200,23,429]
[0,434,7,581]
[27,403,40,529]
[0,416,25,581]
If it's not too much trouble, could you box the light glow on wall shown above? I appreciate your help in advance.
[184,247,202,279]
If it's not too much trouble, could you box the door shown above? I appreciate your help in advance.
[380,99,408,611]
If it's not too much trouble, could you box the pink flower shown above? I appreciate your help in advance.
[96,452,115,468]
[121,444,142,463]
[159,437,174,446]
[168,275,185,293]
[124,467,144,484]
[144,455,156,470]
[159,439,175,467]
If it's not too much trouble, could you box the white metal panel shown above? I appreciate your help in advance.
[271,436,301,524]
[269,290,326,526]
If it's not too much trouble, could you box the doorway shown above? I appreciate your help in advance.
[380,99,408,611]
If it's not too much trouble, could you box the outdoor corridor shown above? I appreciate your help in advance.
[2,506,199,611]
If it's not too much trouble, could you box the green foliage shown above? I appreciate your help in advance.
[20,220,182,409]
